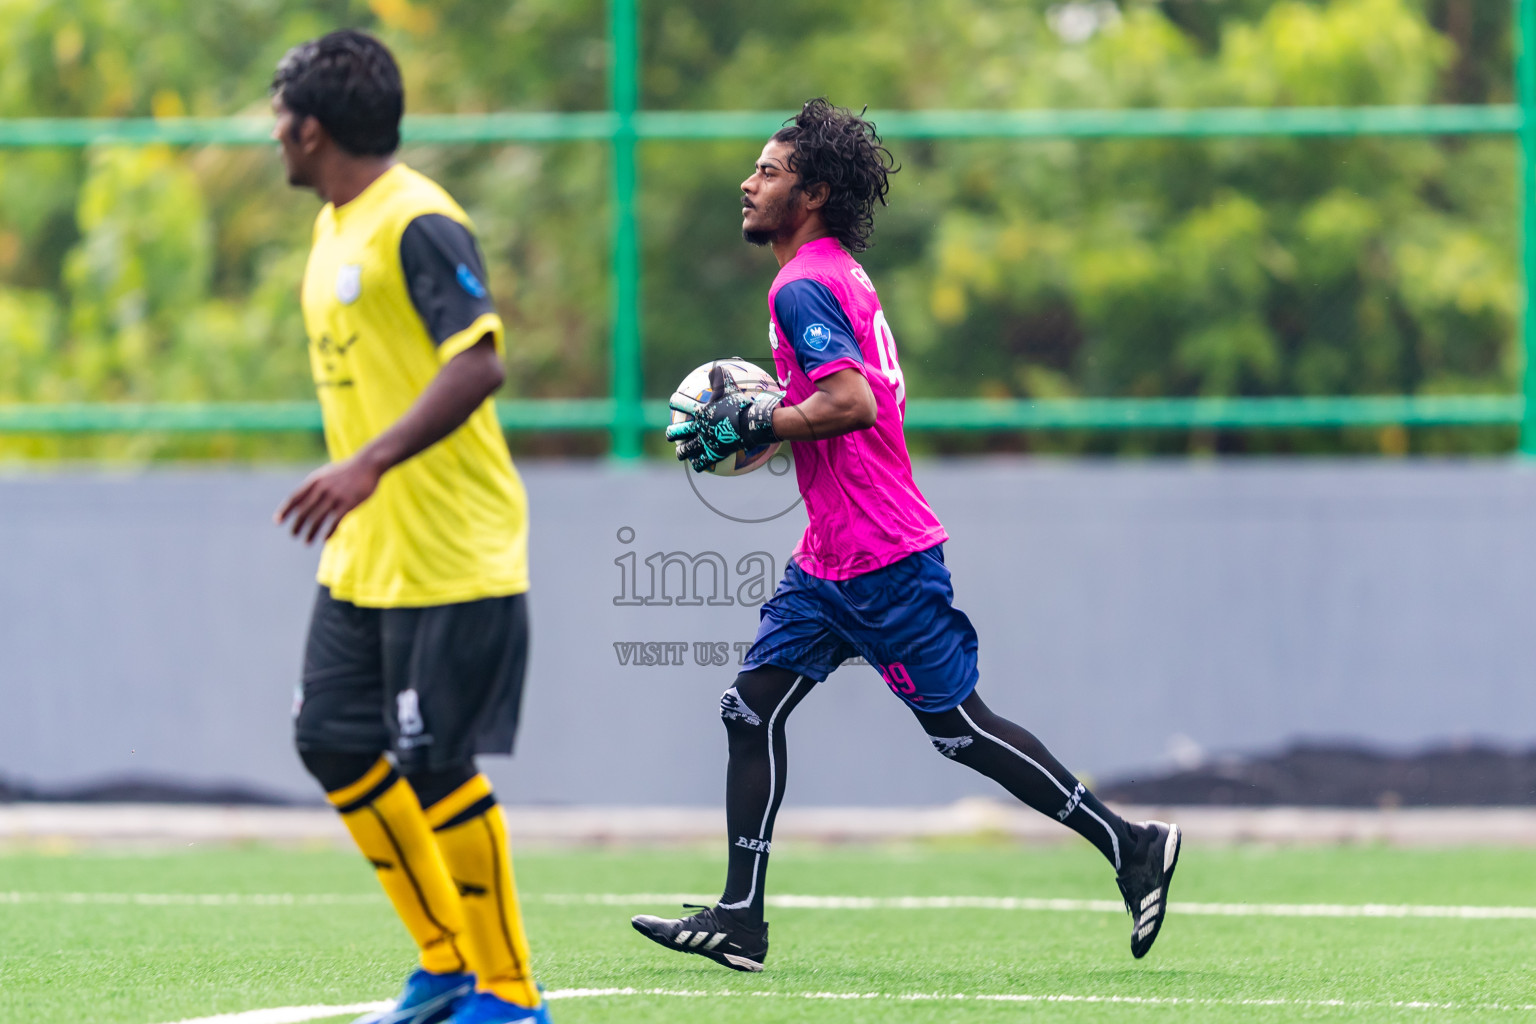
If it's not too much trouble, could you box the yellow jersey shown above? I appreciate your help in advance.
[300,163,529,608]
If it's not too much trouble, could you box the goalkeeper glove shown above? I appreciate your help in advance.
[666,364,782,472]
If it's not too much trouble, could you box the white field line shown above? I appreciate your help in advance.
[543,892,1536,920]
[155,1004,387,1024]
[150,988,1536,1024]
[13,889,1536,920]
[0,891,380,906]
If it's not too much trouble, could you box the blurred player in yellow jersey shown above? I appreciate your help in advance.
[269,30,550,1024]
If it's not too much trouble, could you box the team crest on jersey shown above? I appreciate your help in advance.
[335,263,363,305]
[803,322,832,351]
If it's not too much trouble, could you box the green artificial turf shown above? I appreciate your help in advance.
[3,841,1535,1024]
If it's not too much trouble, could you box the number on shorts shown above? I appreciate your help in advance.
[881,662,916,698]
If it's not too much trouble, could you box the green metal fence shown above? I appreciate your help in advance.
[2,0,1534,456]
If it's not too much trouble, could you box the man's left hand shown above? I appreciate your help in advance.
[275,455,383,544]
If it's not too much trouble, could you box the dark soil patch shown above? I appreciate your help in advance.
[1101,743,1536,807]
[0,775,304,805]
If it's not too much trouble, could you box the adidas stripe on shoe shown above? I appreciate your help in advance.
[630,903,768,972]
[1115,820,1181,959]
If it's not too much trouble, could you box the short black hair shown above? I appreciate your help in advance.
[772,98,897,253]
[272,30,402,157]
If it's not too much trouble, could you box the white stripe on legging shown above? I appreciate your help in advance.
[957,704,1121,870]
[721,675,806,912]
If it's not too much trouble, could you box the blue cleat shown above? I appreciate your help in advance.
[447,991,552,1024]
[353,968,476,1024]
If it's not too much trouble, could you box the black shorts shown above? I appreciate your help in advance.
[293,586,530,773]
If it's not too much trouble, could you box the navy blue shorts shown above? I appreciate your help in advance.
[742,544,980,712]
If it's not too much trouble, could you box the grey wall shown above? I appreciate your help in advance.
[2,460,1535,806]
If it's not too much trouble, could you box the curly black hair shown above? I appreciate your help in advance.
[772,98,898,253]
[272,30,402,157]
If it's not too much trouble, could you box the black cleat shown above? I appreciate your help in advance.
[1116,820,1181,959]
[631,903,769,972]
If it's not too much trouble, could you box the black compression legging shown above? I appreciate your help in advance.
[912,691,1133,869]
[716,667,1134,925]
[717,667,816,922]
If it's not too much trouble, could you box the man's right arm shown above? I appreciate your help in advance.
[771,278,876,441]
[772,368,875,441]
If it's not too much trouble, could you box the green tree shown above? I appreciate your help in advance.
[0,0,1523,459]
[639,0,1518,455]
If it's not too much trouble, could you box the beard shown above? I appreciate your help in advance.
[741,192,794,246]
[281,152,312,190]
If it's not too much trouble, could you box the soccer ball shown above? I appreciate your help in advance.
[670,358,784,476]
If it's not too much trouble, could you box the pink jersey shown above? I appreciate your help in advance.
[767,237,947,580]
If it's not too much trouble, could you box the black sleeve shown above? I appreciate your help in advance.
[399,213,497,347]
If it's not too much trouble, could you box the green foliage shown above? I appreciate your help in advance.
[640,0,1519,456]
[0,0,1522,458]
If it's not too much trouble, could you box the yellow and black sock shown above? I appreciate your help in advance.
[425,775,540,1008]
[327,756,470,975]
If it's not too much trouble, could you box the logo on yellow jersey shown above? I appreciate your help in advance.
[313,332,359,388]
[335,264,363,305]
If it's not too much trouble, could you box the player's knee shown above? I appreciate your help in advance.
[928,731,978,761]
[404,761,478,811]
[720,682,767,735]
[915,705,980,763]
[298,748,381,794]
[722,665,806,738]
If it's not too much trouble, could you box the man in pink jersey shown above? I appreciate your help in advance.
[638,99,1180,971]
